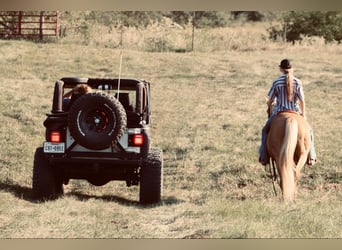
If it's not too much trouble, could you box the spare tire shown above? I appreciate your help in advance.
[68,92,127,150]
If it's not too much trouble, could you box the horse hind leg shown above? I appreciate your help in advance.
[294,148,310,181]
[280,164,296,202]
[290,151,307,199]
[294,131,311,181]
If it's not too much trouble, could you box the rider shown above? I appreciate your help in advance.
[63,84,92,111]
[259,59,317,166]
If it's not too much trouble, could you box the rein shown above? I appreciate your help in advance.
[266,100,278,196]
[269,159,278,197]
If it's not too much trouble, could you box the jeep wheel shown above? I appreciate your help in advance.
[32,147,64,200]
[139,147,163,204]
[68,93,127,150]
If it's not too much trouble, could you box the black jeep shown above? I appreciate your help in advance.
[32,77,163,204]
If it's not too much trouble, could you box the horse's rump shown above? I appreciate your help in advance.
[266,112,310,162]
[266,111,311,201]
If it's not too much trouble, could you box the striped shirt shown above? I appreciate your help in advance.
[268,74,304,115]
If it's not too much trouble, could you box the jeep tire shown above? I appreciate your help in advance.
[32,147,64,200]
[68,93,127,150]
[139,147,163,204]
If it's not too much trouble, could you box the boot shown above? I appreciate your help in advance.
[259,155,269,166]
[307,153,317,166]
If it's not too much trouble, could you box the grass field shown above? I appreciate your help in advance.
[0,25,341,238]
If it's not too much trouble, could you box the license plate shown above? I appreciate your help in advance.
[44,142,65,153]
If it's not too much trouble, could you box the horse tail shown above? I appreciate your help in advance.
[279,117,298,202]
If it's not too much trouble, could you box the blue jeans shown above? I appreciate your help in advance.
[259,114,316,163]
[259,114,275,164]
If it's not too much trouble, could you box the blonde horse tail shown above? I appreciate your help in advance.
[279,117,298,202]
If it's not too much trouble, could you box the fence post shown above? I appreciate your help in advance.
[39,11,44,40]
[55,11,59,39]
[18,11,22,35]
[191,12,195,52]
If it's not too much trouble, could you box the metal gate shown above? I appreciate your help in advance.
[0,11,59,40]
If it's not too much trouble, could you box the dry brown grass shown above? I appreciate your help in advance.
[0,24,341,238]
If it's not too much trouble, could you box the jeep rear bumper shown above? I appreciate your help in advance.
[48,156,142,167]
[47,156,143,186]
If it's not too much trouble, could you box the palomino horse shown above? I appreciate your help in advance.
[266,103,311,202]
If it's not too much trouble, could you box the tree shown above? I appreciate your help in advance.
[269,11,342,43]
[231,11,264,22]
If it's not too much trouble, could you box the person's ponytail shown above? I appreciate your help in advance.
[285,69,294,101]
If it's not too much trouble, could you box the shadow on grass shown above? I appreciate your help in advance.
[0,181,184,207]
[0,181,35,202]
[67,191,184,208]
[67,191,140,206]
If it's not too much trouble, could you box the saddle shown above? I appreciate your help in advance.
[277,110,299,115]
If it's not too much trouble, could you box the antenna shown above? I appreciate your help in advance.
[117,49,123,99]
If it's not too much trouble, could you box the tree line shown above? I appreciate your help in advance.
[1,11,341,43]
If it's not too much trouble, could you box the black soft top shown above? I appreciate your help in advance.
[60,77,148,90]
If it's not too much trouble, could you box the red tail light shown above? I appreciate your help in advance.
[50,131,61,143]
[132,134,144,146]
